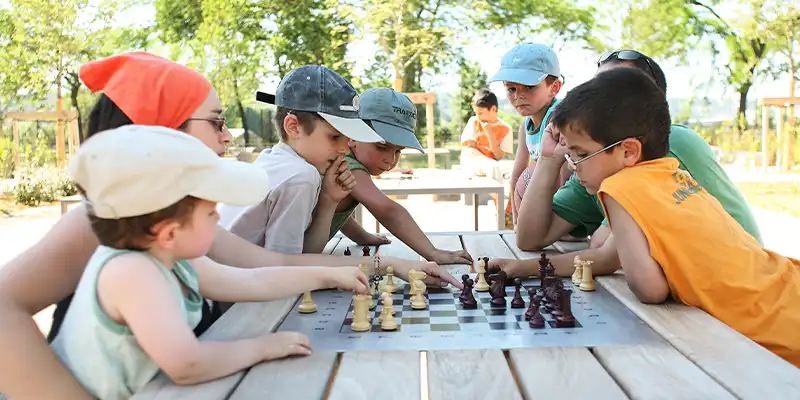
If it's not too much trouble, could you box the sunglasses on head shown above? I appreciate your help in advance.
[187,117,226,131]
[597,50,657,80]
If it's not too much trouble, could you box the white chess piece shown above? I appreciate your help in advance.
[409,269,428,309]
[579,260,595,291]
[475,258,490,292]
[350,294,371,332]
[380,292,397,330]
[298,291,317,313]
[384,266,398,293]
[572,256,583,285]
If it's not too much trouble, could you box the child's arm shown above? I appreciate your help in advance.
[340,216,391,246]
[483,122,506,160]
[602,194,670,304]
[303,158,355,254]
[190,257,369,302]
[510,123,530,221]
[349,170,473,265]
[96,254,312,385]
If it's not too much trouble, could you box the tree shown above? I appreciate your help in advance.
[452,58,487,128]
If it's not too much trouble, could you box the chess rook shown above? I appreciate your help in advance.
[350,294,371,332]
[580,260,596,291]
[555,288,576,328]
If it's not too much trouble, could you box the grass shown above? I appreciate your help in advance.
[736,181,800,217]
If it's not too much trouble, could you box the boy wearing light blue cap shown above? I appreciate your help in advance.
[328,88,473,266]
[488,42,567,223]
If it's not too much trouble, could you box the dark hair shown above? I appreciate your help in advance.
[544,75,559,86]
[86,94,189,138]
[601,55,668,95]
[472,88,498,110]
[275,107,322,141]
[79,184,199,250]
[551,67,671,161]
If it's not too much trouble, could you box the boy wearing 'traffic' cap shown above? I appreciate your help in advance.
[52,125,369,399]
[328,88,473,266]
[218,65,384,256]
[488,43,568,224]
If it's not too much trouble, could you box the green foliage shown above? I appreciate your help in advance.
[12,167,77,206]
[452,58,488,128]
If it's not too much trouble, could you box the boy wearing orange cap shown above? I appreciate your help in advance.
[218,66,384,256]
[52,125,369,398]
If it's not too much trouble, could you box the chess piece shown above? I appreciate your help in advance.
[524,288,538,320]
[475,258,490,292]
[359,263,376,309]
[344,248,352,256]
[459,274,471,303]
[510,278,525,308]
[383,266,398,293]
[572,255,583,285]
[529,300,546,329]
[579,260,595,291]
[380,293,397,330]
[461,278,478,309]
[537,253,548,294]
[556,289,576,327]
[409,269,428,309]
[298,291,317,313]
[489,270,507,307]
[350,294,371,332]
[550,287,563,318]
[362,245,371,256]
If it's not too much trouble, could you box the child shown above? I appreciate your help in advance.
[460,88,513,183]
[328,88,473,265]
[218,65,384,255]
[52,125,370,399]
[487,42,568,224]
[552,67,800,367]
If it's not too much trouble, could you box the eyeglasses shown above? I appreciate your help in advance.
[597,50,657,82]
[564,136,643,170]
[187,117,226,131]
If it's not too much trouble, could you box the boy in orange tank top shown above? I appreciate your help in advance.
[550,67,800,367]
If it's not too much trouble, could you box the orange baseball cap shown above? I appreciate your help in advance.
[79,52,212,129]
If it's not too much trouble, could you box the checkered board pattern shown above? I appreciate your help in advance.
[340,281,583,333]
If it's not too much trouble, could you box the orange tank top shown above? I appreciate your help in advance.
[598,158,800,367]
[471,119,511,160]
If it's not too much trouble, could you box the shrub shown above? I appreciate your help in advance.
[12,167,77,207]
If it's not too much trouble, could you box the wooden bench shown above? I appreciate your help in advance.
[60,195,82,215]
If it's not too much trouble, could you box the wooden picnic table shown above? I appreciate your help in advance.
[134,231,800,400]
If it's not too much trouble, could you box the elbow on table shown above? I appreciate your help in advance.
[631,287,669,305]
[516,233,549,252]
[159,352,209,386]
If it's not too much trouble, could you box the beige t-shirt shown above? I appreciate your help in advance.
[218,142,321,254]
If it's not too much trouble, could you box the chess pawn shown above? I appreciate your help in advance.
[384,266,398,293]
[350,294,372,332]
[572,256,583,285]
[529,306,546,329]
[380,293,397,331]
[298,291,317,313]
[475,259,490,292]
[579,260,595,291]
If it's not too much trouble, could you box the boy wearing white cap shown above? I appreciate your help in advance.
[52,125,369,399]
[328,88,473,266]
[488,43,567,223]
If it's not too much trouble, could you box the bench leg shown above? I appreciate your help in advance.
[473,193,479,231]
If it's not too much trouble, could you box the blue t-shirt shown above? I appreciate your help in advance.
[524,98,562,161]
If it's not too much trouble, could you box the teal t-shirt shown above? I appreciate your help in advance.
[552,124,763,244]
[328,154,369,239]
[525,98,562,161]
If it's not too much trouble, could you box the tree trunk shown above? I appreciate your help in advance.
[237,98,249,147]
[737,83,751,132]
[68,77,83,141]
[783,54,796,171]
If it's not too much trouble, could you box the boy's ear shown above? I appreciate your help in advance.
[490,105,498,113]
[283,114,301,140]
[620,138,643,166]
[549,80,563,97]
[151,220,182,251]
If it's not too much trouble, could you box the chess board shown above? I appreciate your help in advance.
[276,274,665,352]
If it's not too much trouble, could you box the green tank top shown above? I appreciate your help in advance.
[329,154,369,239]
[51,246,203,399]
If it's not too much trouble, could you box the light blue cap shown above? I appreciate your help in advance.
[359,88,424,153]
[489,43,561,86]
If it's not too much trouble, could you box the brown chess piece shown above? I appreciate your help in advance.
[488,270,507,307]
[555,289,576,328]
[511,278,525,308]
[529,300,546,329]
[344,247,351,256]
[362,245,371,256]
[524,288,538,321]
[461,278,478,309]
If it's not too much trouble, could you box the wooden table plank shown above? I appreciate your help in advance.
[552,240,590,253]
[329,351,420,400]
[377,236,423,261]
[133,298,296,400]
[461,233,516,263]
[330,236,378,257]
[508,347,627,399]
[427,349,522,400]
[594,344,735,399]
[597,275,800,398]
[323,237,342,255]
[428,235,471,276]
[229,352,338,400]
[500,233,560,260]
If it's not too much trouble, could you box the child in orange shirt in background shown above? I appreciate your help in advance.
[551,67,800,366]
[460,88,513,184]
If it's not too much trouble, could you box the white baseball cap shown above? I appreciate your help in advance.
[69,125,270,219]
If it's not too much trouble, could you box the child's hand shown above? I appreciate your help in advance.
[356,233,391,246]
[321,157,355,203]
[429,249,473,266]
[328,266,370,294]
[261,332,313,361]
[540,123,568,162]
[391,260,464,290]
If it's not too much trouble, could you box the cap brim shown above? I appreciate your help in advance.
[488,69,547,86]
[371,120,424,153]
[256,91,276,104]
[191,158,270,206]
[318,112,384,143]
